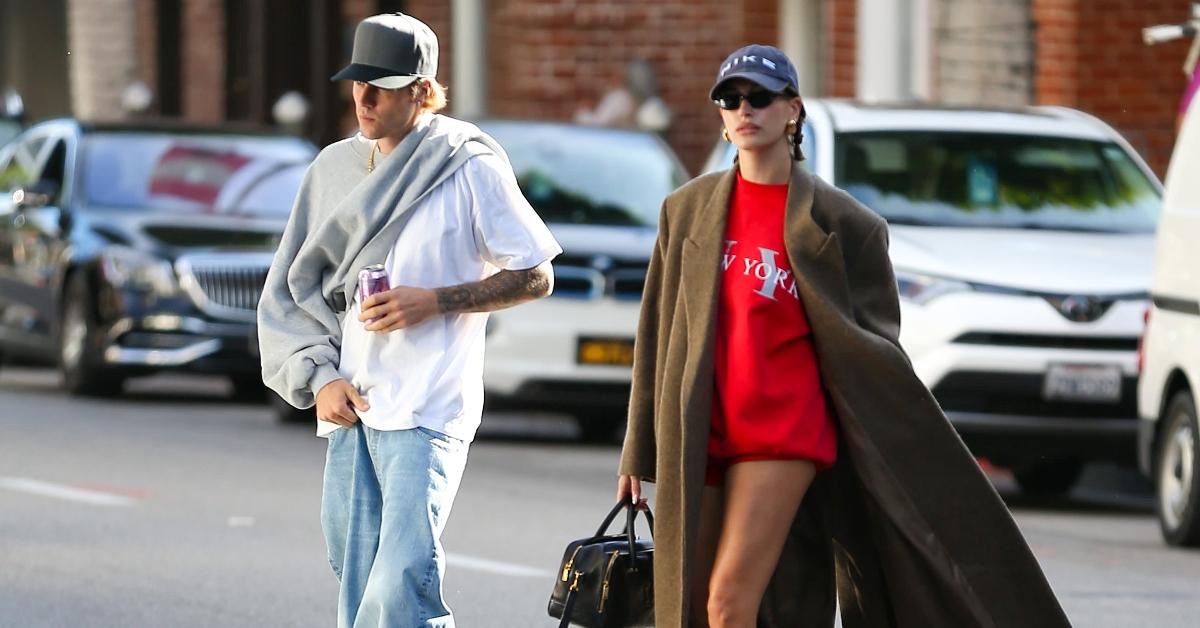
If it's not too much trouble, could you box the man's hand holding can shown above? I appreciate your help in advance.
[359,285,440,332]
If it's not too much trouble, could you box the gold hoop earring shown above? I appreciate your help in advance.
[786,119,798,136]
[722,128,730,142]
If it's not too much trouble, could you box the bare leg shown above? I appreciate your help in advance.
[706,460,818,628]
[689,486,725,627]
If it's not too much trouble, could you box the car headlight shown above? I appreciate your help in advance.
[895,270,971,305]
[100,247,178,296]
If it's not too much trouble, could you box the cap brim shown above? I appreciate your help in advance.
[709,71,791,100]
[330,63,423,89]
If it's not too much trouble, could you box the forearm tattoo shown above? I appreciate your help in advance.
[435,264,551,314]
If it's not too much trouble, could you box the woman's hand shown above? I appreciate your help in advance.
[360,285,440,332]
[315,378,368,427]
[617,474,648,510]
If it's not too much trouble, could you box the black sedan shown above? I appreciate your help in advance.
[0,119,315,397]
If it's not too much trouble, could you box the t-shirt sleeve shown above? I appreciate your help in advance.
[464,153,563,270]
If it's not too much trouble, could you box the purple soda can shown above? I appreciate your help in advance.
[357,264,390,323]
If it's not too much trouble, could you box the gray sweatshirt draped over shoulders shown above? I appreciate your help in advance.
[257,114,508,408]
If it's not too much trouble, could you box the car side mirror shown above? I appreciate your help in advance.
[12,180,59,209]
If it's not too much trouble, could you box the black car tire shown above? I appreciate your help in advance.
[1156,391,1200,547]
[59,273,122,397]
[230,374,269,403]
[1013,459,1083,496]
[271,392,314,424]
[574,411,620,444]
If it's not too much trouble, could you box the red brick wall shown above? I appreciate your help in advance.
[182,0,224,121]
[486,0,781,175]
[824,0,857,98]
[1034,0,1192,176]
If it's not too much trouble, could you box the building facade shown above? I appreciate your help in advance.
[0,0,1193,176]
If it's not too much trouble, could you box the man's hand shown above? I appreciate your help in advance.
[360,285,439,332]
[315,378,369,427]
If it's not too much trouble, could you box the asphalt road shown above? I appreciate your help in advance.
[1,367,1198,627]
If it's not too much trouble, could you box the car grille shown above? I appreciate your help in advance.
[176,253,274,323]
[951,332,1139,351]
[931,371,1138,418]
[551,254,647,300]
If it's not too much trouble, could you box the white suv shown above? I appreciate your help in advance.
[479,121,688,440]
[1138,95,1200,546]
[707,100,1162,495]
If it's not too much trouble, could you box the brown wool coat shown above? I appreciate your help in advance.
[618,164,1073,628]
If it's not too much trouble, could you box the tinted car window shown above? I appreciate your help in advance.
[80,132,314,216]
[836,132,1160,233]
[481,122,686,227]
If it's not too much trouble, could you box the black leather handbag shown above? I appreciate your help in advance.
[547,501,654,628]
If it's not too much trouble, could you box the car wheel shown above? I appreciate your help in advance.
[1156,391,1200,547]
[59,274,122,397]
[229,374,268,403]
[574,411,619,444]
[271,392,314,424]
[1013,459,1083,496]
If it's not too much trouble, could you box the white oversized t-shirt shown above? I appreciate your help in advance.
[326,139,561,441]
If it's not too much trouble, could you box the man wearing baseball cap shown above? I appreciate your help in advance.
[259,13,561,627]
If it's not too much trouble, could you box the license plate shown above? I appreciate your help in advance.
[576,337,635,367]
[1042,364,1122,403]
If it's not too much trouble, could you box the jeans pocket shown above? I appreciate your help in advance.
[416,426,463,451]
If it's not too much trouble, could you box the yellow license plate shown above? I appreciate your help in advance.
[576,338,635,366]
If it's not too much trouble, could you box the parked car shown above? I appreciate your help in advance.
[1138,95,1200,546]
[478,120,688,440]
[0,119,316,397]
[706,100,1162,495]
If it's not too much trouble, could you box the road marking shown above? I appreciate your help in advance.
[0,476,138,507]
[447,553,552,579]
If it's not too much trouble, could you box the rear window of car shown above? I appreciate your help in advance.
[481,122,686,227]
[835,131,1161,233]
[80,132,315,216]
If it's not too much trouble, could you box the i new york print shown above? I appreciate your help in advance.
[721,239,801,302]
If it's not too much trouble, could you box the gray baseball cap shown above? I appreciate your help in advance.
[330,13,438,89]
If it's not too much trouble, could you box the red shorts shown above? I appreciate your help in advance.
[705,404,838,487]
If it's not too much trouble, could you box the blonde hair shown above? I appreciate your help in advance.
[414,79,448,113]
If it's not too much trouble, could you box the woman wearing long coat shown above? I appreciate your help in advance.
[617,45,1072,628]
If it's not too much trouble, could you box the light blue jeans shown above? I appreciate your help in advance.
[321,423,469,628]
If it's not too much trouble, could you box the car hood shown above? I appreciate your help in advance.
[547,223,657,261]
[83,208,286,254]
[888,225,1155,294]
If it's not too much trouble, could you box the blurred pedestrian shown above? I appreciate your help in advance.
[615,44,1073,628]
[257,12,561,628]
[574,58,673,133]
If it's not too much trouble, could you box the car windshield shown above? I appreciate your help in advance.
[80,132,315,216]
[481,122,685,227]
[835,132,1161,233]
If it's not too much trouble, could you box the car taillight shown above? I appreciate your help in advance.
[1137,305,1151,374]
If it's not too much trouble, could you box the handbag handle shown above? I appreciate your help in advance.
[592,500,655,566]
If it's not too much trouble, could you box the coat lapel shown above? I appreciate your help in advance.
[783,164,851,315]
[680,168,734,340]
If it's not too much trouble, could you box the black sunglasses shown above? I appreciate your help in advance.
[713,90,784,110]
